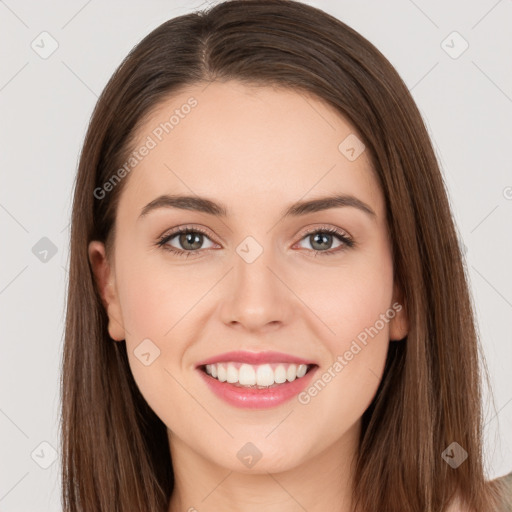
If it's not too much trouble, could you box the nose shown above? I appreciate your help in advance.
[218,244,295,333]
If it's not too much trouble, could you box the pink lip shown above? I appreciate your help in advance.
[196,362,319,410]
[195,350,316,367]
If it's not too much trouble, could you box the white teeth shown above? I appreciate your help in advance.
[217,365,227,382]
[226,364,238,384]
[286,364,297,382]
[203,362,311,387]
[256,364,274,386]
[274,364,287,384]
[297,364,307,378]
[239,364,256,385]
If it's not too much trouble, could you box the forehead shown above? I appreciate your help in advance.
[118,80,383,220]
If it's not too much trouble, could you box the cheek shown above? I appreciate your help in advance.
[296,268,394,445]
[115,252,195,340]
[303,247,394,348]
[300,243,394,423]
[114,255,202,423]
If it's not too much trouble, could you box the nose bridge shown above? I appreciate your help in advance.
[219,234,291,330]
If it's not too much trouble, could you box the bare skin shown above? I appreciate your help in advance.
[89,80,414,511]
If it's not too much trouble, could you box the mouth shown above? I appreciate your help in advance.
[199,362,318,389]
[195,350,319,408]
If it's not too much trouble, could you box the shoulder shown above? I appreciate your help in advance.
[488,471,512,512]
[444,494,470,512]
[444,473,512,512]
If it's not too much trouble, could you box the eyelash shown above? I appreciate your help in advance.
[155,225,355,258]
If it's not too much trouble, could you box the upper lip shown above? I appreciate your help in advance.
[195,350,316,368]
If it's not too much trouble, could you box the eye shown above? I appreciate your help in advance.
[294,226,354,256]
[156,226,217,258]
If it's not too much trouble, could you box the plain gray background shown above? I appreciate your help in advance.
[1,0,511,510]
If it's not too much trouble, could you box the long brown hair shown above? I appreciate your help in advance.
[61,1,503,510]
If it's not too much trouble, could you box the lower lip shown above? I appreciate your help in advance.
[197,366,318,409]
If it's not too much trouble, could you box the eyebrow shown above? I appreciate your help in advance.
[138,193,376,220]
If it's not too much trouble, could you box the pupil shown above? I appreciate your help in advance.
[181,232,202,250]
[312,233,331,250]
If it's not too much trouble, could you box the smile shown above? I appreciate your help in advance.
[196,351,319,409]
[201,362,313,388]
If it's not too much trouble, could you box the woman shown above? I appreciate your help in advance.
[61,0,511,510]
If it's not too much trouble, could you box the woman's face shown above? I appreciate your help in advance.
[89,80,408,474]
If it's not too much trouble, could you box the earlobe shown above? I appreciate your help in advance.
[389,281,409,341]
[88,241,126,342]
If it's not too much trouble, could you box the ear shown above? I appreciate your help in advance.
[88,240,126,342]
[389,280,409,341]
